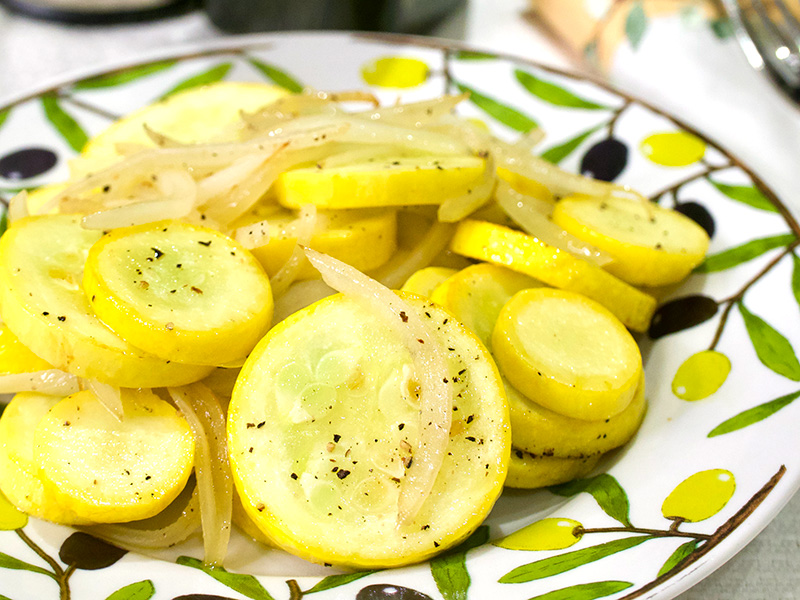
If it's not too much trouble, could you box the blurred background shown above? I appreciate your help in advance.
[0,1,799,599]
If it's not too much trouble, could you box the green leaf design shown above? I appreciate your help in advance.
[177,556,275,600]
[455,83,538,133]
[791,253,800,311]
[625,1,648,50]
[0,211,8,239]
[430,525,489,600]
[549,474,632,527]
[710,17,734,39]
[709,180,778,212]
[528,581,633,600]
[694,233,796,273]
[0,108,9,132]
[74,61,176,90]
[709,389,800,437]
[248,59,304,93]
[305,571,380,594]
[41,95,88,153]
[105,580,155,600]
[0,551,52,577]
[739,301,800,381]
[541,126,602,164]
[161,63,233,100]
[657,540,698,577]
[498,536,651,584]
[514,70,607,110]
[454,50,496,60]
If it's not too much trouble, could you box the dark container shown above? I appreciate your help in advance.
[0,0,196,24]
[205,0,464,34]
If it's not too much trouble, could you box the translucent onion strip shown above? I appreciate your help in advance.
[354,94,468,128]
[371,221,455,290]
[437,153,496,223]
[233,218,271,250]
[495,181,613,267]
[0,370,80,395]
[168,383,232,566]
[272,279,335,324]
[85,379,123,421]
[196,154,271,205]
[304,248,452,527]
[8,191,29,223]
[81,169,197,230]
[269,204,317,299]
[84,483,200,551]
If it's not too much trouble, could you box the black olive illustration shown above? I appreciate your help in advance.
[58,532,127,570]
[172,596,237,600]
[648,295,719,339]
[675,201,715,238]
[356,584,434,599]
[580,138,628,182]
[0,148,57,180]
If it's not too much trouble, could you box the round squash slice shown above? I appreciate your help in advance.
[492,288,642,421]
[83,220,273,366]
[0,215,213,387]
[228,293,510,568]
[33,389,195,523]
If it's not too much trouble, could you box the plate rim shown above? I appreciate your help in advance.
[0,29,798,600]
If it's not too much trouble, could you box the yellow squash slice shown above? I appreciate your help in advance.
[0,392,90,524]
[83,220,273,366]
[506,375,646,458]
[276,155,486,209]
[552,195,710,286]
[492,288,642,421]
[429,263,539,348]
[450,220,656,332]
[0,325,52,374]
[0,216,213,387]
[506,449,603,489]
[400,266,458,297]
[228,294,510,568]
[33,389,195,523]
[245,208,397,279]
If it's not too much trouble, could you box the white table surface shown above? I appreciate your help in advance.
[1,1,799,598]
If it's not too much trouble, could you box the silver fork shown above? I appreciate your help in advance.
[721,0,800,102]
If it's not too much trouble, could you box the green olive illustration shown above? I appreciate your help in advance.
[672,350,731,401]
[495,517,583,551]
[662,469,736,522]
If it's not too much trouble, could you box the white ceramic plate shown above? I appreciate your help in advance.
[0,31,798,600]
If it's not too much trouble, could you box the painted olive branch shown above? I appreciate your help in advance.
[708,241,800,351]
[574,525,712,541]
[617,464,786,600]
[57,93,121,122]
[607,99,632,137]
[16,529,73,600]
[648,163,729,203]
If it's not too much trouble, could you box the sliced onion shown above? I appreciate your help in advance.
[353,94,467,128]
[269,204,317,298]
[0,370,80,396]
[8,190,29,223]
[85,379,123,421]
[81,169,197,230]
[304,248,452,527]
[437,153,496,223]
[196,153,272,205]
[495,181,613,267]
[233,218,271,249]
[272,279,335,323]
[370,220,455,290]
[39,125,346,217]
[168,383,232,566]
[143,124,183,149]
[83,480,200,551]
